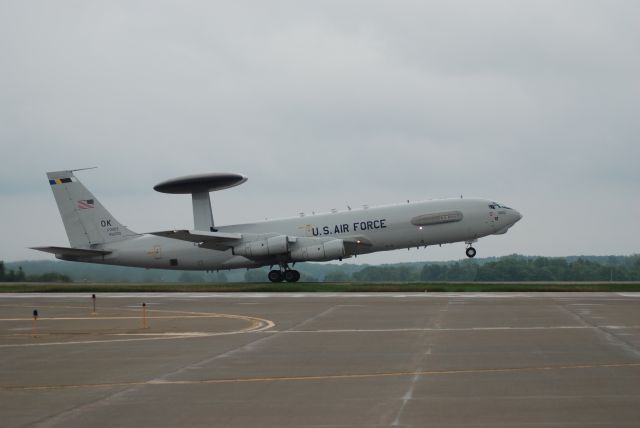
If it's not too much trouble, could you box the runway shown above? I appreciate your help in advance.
[1,292,640,427]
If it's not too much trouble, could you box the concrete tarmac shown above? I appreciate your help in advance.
[1,292,640,427]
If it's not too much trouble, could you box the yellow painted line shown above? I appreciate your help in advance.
[145,309,276,328]
[144,308,229,316]
[0,305,245,318]
[0,332,240,348]
[110,332,211,337]
[0,311,275,326]
[0,313,275,348]
[3,362,640,391]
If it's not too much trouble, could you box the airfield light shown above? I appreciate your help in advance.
[142,303,148,329]
[32,310,38,338]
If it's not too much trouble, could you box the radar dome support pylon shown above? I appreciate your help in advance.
[192,191,215,230]
[153,173,248,232]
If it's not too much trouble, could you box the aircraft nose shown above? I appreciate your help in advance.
[513,210,523,222]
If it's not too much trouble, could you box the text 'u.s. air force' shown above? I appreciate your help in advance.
[311,219,387,236]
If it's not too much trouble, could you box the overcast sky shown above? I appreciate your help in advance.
[1,1,638,264]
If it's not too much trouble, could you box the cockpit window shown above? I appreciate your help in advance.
[490,202,512,210]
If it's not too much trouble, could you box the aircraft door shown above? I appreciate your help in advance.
[148,245,162,260]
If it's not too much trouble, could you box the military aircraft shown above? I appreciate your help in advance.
[32,169,522,282]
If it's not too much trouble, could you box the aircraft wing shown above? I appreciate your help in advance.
[152,230,372,255]
[150,230,242,250]
[30,246,112,258]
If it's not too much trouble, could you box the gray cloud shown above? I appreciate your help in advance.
[1,1,638,263]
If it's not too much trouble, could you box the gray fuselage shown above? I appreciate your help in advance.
[93,198,521,270]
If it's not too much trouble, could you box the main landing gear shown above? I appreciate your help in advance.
[268,266,301,283]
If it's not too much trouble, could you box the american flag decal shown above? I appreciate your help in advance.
[77,199,95,209]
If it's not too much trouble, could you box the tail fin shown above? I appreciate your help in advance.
[47,170,137,248]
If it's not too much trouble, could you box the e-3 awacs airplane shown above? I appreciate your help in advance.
[32,169,522,282]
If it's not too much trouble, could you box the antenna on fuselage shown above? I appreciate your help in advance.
[70,166,98,173]
[153,173,247,231]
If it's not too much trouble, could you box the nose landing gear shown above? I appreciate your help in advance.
[465,241,477,258]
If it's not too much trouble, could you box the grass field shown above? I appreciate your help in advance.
[2,282,640,293]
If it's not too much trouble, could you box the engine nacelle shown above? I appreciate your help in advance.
[233,235,288,258]
[290,239,345,262]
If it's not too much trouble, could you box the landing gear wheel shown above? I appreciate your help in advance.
[465,247,477,258]
[284,270,301,283]
[268,270,284,282]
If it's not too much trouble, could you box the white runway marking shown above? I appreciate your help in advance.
[275,325,640,334]
[569,303,603,306]
[0,315,252,321]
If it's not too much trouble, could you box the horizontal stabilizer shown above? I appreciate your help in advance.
[30,246,111,258]
[150,230,242,250]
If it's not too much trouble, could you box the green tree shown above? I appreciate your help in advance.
[324,271,351,282]
[244,269,268,282]
[206,272,228,283]
[353,265,418,282]
[178,271,203,283]
[29,272,71,282]
[299,272,318,282]
[16,267,26,282]
[420,264,446,281]
[448,260,478,281]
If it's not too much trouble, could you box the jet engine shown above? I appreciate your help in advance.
[290,239,345,262]
[233,235,288,258]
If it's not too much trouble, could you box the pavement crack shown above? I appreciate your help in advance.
[558,303,640,359]
[390,301,444,426]
[291,305,339,331]
[391,371,421,426]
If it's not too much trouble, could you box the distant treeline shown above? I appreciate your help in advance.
[0,261,71,283]
[338,255,640,282]
[2,255,639,283]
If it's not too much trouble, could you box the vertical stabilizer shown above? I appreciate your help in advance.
[46,170,136,248]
